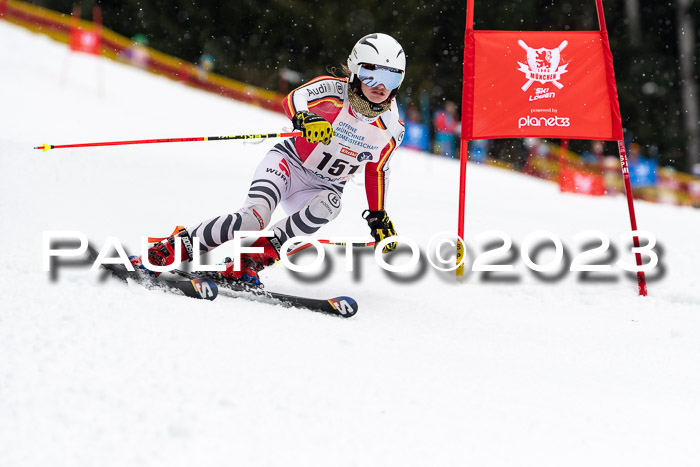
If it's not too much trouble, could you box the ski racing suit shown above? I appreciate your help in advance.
[188,76,405,251]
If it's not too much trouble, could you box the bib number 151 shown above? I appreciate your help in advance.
[317,152,360,176]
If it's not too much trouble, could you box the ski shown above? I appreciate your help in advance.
[86,246,218,301]
[85,245,357,316]
[173,269,359,318]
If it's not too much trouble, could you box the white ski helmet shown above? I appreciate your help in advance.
[347,33,405,101]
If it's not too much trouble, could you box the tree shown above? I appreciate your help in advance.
[676,0,700,172]
[624,0,642,46]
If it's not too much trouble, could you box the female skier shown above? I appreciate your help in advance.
[134,33,406,286]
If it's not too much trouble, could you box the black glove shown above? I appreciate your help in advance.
[363,210,397,253]
[292,110,333,145]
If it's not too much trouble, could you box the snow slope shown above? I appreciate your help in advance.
[1,21,699,467]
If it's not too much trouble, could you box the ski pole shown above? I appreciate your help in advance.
[34,131,303,152]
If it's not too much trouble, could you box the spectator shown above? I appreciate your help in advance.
[120,33,149,68]
[197,53,215,81]
[401,103,430,152]
[470,139,489,163]
[627,142,658,189]
[689,164,700,208]
[602,154,623,195]
[581,140,605,169]
[433,100,460,158]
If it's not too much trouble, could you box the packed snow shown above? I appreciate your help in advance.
[1,21,699,467]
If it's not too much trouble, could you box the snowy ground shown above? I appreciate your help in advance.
[1,21,699,467]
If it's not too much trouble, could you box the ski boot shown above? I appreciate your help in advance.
[220,236,281,287]
[129,226,194,276]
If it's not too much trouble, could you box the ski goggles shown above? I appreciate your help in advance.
[357,64,404,90]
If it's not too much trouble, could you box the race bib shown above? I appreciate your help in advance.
[303,100,391,182]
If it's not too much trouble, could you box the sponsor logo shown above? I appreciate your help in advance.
[357,151,374,162]
[313,172,345,182]
[269,236,283,254]
[265,169,289,189]
[572,173,594,192]
[181,236,193,258]
[194,281,215,298]
[517,40,569,92]
[329,298,354,316]
[252,209,265,229]
[327,192,341,209]
[279,158,290,177]
[335,82,344,95]
[307,82,333,96]
[529,87,556,101]
[265,168,288,183]
[340,147,358,158]
[397,130,405,143]
[518,115,571,129]
[618,141,629,174]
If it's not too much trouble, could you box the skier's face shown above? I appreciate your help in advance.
[361,82,391,103]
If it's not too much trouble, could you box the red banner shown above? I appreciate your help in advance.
[560,165,606,195]
[69,28,100,55]
[463,31,623,141]
[68,5,101,55]
[458,0,647,296]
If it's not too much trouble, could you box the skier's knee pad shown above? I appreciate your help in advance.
[305,190,342,223]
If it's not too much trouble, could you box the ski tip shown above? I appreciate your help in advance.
[34,144,52,152]
[327,296,358,318]
[190,278,218,301]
